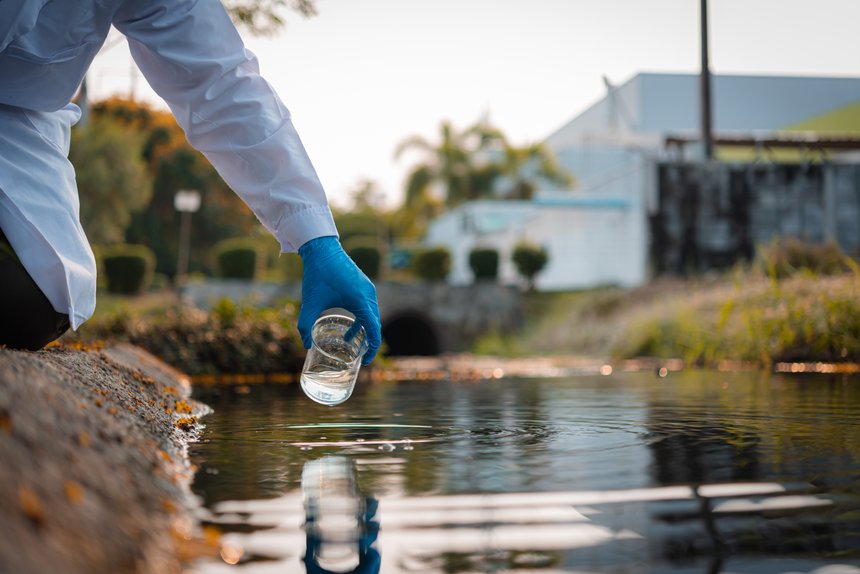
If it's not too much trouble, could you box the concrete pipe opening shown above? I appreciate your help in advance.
[381,313,440,356]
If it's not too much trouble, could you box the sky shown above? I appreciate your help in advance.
[87,0,860,209]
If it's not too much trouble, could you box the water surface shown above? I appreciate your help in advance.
[190,370,860,573]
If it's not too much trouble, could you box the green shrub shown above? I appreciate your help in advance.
[412,246,451,281]
[512,242,549,290]
[468,247,499,281]
[101,244,155,295]
[263,253,303,282]
[756,237,848,278]
[212,237,259,279]
[335,213,381,247]
[347,242,382,280]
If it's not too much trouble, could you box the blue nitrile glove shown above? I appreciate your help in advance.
[297,236,381,365]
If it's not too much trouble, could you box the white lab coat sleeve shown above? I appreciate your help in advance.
[0,0,50,53]
[113,0,337,253]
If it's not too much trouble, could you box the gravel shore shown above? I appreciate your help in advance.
[0,343,209,574]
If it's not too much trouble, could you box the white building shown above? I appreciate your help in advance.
[425,72,860,291]
[424,190,648,290]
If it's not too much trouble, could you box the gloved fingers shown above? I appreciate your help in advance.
[344,320,362,343]
[297,302,317,349]
[351,306,382,365]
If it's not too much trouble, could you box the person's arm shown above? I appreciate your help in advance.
[113,0,380,361]
[114,0,333,252]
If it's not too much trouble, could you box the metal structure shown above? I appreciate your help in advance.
[700,0,714,160]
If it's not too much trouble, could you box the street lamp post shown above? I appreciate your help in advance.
[174,189,201,287]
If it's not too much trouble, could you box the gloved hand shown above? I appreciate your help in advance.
[297,235,381,364]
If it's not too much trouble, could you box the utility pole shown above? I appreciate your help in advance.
[174,189,201,288]
[700,0,714,161]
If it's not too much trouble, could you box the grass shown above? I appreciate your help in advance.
[473,264,860,369]
[615,270,860,368]
[473,286,637,358]
[85,289,181,323]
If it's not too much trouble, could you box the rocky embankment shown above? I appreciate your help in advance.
[0,344,209,574]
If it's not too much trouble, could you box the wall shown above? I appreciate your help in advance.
[650,162,860,273]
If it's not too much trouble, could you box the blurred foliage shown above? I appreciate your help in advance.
[614,264,860,368]
[469,287,628,358]
[91,98,259,278]
[512,242,549,291]
[268,252,304,282]
[468,247,499,281]
[101,244,156,295]
[412,247,451,281]
[70,298,305,375]
[259,238,304,282]
[335,212,381,248]
[212,237,260,279]
[493,141,574,200]
[756,237,849,278]
[396,118,573,212]
[334,179,417,281]
[70,115,152,244]
[76,100,574,289]
[223,0,317,36]
[347,243,381,280]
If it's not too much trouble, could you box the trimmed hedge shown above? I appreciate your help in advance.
[212,237,259,279]
[512,242,549,290]
[102,244,155,295]
[412,246,451,281]
[469,247,499,281]
[347,243,382,280]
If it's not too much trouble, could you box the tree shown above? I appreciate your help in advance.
[468,247,500,281]
[92,98,259,277]
[69,116,152,244]
[395,120,499,210]
[127,145,258,277]
[223,0,317,36]
[347,178,387,215]
[512,242,549,291]
[395,118,574,210]
[494,141,574,200]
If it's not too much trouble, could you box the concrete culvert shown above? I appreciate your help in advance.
[382,313,440,356]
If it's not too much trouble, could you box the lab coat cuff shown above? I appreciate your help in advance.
[274,205,339,254]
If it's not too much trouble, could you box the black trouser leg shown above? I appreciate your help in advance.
[0,229,71,351]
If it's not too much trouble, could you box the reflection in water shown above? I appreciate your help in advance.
[643,373,860,565]
[301,457,379,574]
[191,371,860,573]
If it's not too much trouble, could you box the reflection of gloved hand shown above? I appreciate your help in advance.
[298,236,381,364]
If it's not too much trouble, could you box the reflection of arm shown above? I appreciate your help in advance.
[113,0,337,252]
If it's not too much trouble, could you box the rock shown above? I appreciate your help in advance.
[0,343,209,574]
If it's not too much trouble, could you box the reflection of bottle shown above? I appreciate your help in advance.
[301,456,380,574]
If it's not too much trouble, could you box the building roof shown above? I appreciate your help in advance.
[545,72,860,149]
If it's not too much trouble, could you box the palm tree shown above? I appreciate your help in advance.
[396,121,470,209]
[396,119,574,210]
[494,141,575,200]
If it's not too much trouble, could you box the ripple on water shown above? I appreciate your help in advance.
[202,418,563,451]
[283,422,556,451]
